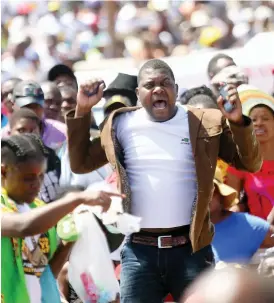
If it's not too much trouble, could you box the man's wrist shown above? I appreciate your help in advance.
[229,115,245,127]
[75,106,91,118]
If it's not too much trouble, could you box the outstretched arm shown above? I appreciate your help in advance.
[1,190,123,238]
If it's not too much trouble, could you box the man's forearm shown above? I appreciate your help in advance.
[66,110,108,173]
[75,104,94,119]
[229,116,262,173]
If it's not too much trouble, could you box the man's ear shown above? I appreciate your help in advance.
[175,84,178,97]
[135,87,139,98]
[1,164,7,178]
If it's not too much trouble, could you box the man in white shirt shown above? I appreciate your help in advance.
[66,59,261,302]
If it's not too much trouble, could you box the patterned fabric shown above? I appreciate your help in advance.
[111,128,131,213]
[1,189,57,303]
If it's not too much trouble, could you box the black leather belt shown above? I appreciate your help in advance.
[132,234,189,249]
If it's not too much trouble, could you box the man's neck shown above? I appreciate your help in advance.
[148,105,178,123]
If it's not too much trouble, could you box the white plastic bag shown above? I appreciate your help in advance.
[68,211,120,303]
[86,180,142,236]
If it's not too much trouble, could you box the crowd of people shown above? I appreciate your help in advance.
[2,1,274,81]
[1,54,274,302]
[1,2,274,303]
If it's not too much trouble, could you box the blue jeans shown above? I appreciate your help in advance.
[120,240,214,303]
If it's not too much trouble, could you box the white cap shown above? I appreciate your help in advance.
[8,32,28,46]
[233,22,250,39]
[190,10,210,28]
[149,0,170,12]
[255,6,272,21]
[240,7,255,22]
[124,36,143,55]
[117,3,137,21]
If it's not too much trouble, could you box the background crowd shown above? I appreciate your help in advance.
[1,1,274,303]
[2,0,274,82]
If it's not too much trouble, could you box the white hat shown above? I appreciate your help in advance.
[241,7,255,22]
[149,0,170,12]
[190,10,210,28]
[255,6,272,21]
[233,22,250,39]
[8,32,28,46]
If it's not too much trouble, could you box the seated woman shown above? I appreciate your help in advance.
[211,168,274,264]
[227,86,274,221]
[1,133,122,303]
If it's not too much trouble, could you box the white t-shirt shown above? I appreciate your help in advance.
[17,203,43,303]
[114,106,197,228]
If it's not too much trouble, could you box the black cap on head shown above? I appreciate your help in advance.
[48,64,77,86]
[13,80,44,108]
[103,73,138,106]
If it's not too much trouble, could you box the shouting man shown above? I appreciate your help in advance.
[66,59,262,302]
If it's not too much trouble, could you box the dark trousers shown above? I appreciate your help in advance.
[120,232,214,303]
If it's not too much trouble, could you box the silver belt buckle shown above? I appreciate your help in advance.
[158,235,172,249]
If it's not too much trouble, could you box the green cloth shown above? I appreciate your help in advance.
[1,189,57,303]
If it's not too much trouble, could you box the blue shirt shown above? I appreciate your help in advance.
[1,114,8,128]
[212,212,270,264]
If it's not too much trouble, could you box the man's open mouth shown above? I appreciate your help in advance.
[153,100,167,109]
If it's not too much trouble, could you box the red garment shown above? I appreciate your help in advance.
[228,160,274,219]
[165,294,174,302]
[115,263,121,280]
[1,103,8,116]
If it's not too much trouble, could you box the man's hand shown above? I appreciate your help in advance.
[80,189,125,213]
[75,79,105,117]
[217,84,244,126]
